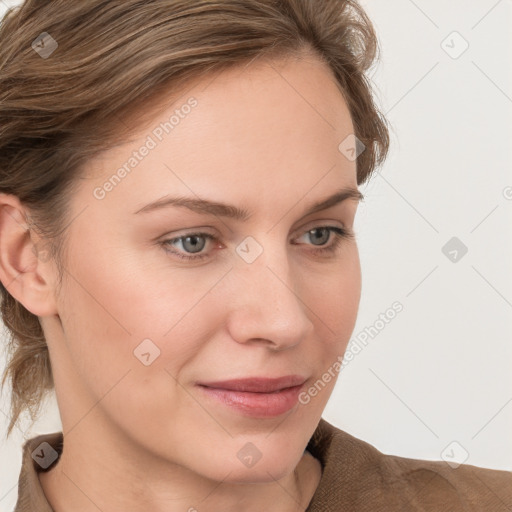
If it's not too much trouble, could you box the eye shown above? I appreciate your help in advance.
[161,232,216,261]
[293,226,354,256]
[160,226,354,261]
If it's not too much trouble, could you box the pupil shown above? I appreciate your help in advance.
[184,235,205,253]
[311,228,329,245]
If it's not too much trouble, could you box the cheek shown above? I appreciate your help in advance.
[54,247,229,444]
[57,229,360,410]
[304,245,361,343]
[57,240,230,390]
[313,258,361,409]
[297,253,361,412]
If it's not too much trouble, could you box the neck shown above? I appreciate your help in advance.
[38,419,322,512]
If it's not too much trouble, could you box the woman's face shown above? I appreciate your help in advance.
[43,53,362,483]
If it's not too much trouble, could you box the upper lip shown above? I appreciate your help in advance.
[197,375,307,393]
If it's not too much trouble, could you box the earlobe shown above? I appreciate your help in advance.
[0,193,59,318]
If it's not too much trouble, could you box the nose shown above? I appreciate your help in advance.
[225,243,315,351]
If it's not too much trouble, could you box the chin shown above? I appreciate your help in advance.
[219,458,298,484]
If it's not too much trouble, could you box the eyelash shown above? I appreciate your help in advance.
[160,226,354,261]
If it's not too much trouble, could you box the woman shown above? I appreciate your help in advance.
[0,1,510,510]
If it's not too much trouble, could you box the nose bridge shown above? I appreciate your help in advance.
[226,236,314,349]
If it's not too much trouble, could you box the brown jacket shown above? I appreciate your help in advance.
[14,417,512,511]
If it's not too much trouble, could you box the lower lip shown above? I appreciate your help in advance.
[197,384,304,418]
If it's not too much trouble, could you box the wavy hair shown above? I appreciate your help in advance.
[0,0,389,437]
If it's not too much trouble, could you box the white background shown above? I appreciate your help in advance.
[1,0,511,509]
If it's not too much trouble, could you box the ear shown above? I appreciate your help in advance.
[0,193,59,317]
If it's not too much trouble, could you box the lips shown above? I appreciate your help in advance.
[197,375,307,393]
[196,375,307,417]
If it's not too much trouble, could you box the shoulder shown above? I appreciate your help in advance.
[14,431,63,512]
[306,418,512,511]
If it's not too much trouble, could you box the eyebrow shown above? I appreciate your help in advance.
[133,187,364,220]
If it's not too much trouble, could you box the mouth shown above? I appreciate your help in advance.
[196,375,307,418]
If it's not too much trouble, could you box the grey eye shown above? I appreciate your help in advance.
[307,228,331,246]
[178,234,207,254]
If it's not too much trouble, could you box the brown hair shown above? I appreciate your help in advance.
[0,0,389,437]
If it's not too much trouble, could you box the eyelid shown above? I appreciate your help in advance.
[160,222,354,262]
[292,219,347,237]
[159,219,349,246]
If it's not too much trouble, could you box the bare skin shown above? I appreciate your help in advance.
[0,51,361,511]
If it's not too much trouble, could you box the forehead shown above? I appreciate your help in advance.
[78,53,357,220]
